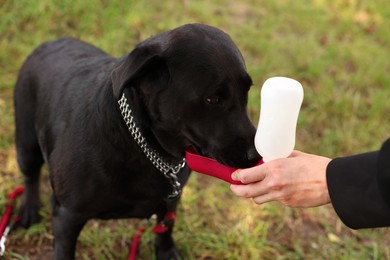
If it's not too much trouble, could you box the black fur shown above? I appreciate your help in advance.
[14,23,261,259]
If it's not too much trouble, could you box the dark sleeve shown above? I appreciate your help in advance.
[326,138,390,229]
[377,139,390,206]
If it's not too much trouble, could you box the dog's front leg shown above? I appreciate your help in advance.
[154,206,182,260]
[52,197,87,260]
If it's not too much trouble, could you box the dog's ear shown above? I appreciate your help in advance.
[111,45,164,99]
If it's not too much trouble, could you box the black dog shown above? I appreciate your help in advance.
[14,23,261,259]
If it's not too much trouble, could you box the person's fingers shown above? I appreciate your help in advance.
[231,165,267,184]
[230,181,268,198]
[252,193,276,205]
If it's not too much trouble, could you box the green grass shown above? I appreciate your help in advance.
[1,0,390,259]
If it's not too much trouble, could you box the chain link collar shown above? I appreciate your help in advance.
[118,93,186,200]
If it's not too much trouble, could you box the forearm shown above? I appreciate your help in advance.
[327,145,390,229]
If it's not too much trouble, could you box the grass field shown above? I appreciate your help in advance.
[1,0,390,259]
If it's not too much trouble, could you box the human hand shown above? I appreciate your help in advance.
[230,151,332,208]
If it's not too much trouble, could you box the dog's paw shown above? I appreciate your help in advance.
[18,202,41,228]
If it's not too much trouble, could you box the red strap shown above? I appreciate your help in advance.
[0,186,25,236]
[128,226,145,260]
[128,212,176,259]
[165,212,176,221]
[0,205,12,236]
[151,212,176,234]
[185,148,263,185]
[8,187,25,201]
[151,223,169,234]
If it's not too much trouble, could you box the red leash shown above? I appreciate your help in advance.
[0,186,173,259]
[128,212,176,260]
[0,186,25,256]
[128,226,146,260]
[0,186,24,236]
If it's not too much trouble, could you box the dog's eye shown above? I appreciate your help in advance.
[205,97,220,105]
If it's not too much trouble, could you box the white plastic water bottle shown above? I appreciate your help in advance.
[255,77,304,162]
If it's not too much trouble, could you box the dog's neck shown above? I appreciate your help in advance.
[117,90,186,200]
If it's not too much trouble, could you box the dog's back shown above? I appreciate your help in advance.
[14,38,119,226]
[14,38,115,161]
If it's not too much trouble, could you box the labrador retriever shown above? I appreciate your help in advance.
[14,23,261,259]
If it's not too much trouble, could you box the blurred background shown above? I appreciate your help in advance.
[1,0,389,259]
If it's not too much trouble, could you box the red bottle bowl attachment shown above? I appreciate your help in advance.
[185,148,263,185]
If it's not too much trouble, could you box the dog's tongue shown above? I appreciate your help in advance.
[185,148,263,185]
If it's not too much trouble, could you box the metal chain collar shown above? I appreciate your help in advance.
[118,93,186,200]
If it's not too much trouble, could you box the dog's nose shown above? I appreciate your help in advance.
[246,147,262,166]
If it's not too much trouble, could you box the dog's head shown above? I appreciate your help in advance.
[112,24,261,168]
